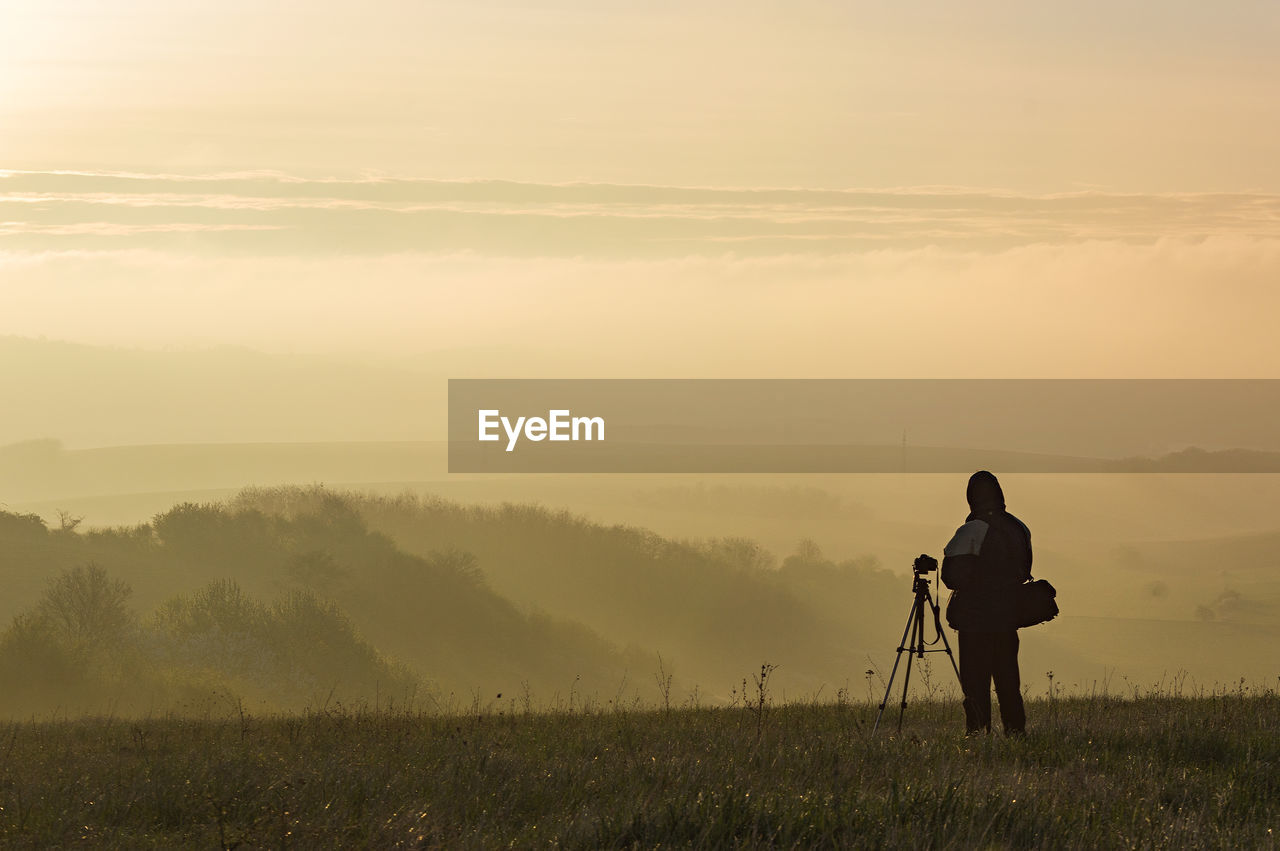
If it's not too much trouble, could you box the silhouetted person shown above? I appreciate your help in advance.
[941,471,1032,735]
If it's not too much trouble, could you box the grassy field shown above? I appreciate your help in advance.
[1,689,1277,850]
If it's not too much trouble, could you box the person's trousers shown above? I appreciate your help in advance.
[958,630,1025,734]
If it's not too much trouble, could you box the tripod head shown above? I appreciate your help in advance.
[912,553,937,574]
[911,553,938,595]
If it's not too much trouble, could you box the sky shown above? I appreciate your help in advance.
[1,0,1279,378]
[3,1,1279,190]
[4,2,1280,697]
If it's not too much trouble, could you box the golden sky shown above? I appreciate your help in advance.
[1,1,1278,377]
[4,1,1278,190]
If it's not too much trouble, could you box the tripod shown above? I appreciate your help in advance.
[873,558,962,733]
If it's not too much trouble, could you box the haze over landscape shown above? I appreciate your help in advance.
[3,1,1280,715]
[3,2,1280,845]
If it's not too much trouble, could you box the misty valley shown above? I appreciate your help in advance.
[4,479,1278,719]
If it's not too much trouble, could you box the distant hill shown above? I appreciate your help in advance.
[10,440,1280,510]
[3,484,1278,719]
[0,335,447,447]
[233,487,906,696]
[1115,446,1280,472]
[0,494,635,715]
[0,438,447,502]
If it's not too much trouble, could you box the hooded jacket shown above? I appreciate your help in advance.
[941,471,1032,631]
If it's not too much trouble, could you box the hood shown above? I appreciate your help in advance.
[966,470,1005,514]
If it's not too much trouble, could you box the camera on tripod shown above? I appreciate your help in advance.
[873,553,960,733]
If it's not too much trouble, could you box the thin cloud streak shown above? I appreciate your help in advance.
[2,171,1280,258]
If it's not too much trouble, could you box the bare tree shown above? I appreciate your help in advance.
[37,564,133,649]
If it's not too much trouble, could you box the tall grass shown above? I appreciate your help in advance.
[1,690,1275,848]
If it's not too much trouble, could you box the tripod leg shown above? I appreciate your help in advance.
[873,598,918,733]
[896,598,922,731]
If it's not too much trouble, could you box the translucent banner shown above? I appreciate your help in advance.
[448,379,1280,473]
